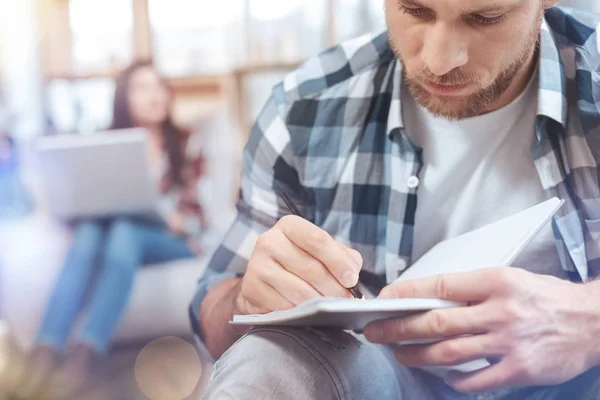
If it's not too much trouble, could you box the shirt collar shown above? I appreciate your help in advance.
[386,60,404,140]
[537,17,568,128]
[387,16,568,141]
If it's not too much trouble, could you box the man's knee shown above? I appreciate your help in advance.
[205,327,361,400]
[577,366,600,400]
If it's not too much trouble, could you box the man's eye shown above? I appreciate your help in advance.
[470,13,506,25]
[399,5,429,17]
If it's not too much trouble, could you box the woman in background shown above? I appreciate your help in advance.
[15,61,205,399]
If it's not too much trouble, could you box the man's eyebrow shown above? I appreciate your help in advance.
[400,0,428,8]
[466,0,524,14]
[398,0,524,13]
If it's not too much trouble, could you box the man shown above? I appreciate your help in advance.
[190,0,600,398]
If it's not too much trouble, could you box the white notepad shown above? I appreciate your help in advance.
[231,297,463,330]
[231,198,564,374]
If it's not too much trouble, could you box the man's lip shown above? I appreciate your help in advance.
[422,82,470,95]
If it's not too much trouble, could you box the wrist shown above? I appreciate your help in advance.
[200,278,248,359]
[232,279,251,316]
[582,280,600,368]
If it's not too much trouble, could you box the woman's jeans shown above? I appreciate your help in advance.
[36,218,195,353]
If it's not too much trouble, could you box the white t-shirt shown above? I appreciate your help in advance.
[402,69,566,278]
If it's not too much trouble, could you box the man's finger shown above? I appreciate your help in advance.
[445,360,516,394]
[258,257,323,306]
[379,268,508,302]
[240,273,295,315]
[364,304,490,344]
[242,281,296,315]
[269,236,353,299]
[278,216,360,288]
[339,243,363,268]
[393,334,501,368]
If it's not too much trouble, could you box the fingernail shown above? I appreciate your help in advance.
[342,270,358,287]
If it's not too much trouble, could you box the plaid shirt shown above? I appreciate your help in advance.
[190,7,600,336]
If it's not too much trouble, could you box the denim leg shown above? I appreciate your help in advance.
[576,367,600,400]
[77,218,194,353]
[36,220,106,352]
[497,365,600,400]
[137,225,195,265]
[206,326,600,400]
[76,218,142,353]
[204,327,471,400]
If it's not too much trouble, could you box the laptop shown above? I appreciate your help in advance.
[35,128,159,220]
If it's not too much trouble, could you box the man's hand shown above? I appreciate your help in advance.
[235,215,362,315]
[364,267,600,394]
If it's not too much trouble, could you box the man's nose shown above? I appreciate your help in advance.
[421,22,468,76]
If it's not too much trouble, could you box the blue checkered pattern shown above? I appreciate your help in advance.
[190,7,600,337]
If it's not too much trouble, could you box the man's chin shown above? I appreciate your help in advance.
[413,92,482,120]
[424,105,475,120]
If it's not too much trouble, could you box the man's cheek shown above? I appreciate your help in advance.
[404,35,423,60]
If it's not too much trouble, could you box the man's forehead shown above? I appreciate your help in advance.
[403,0,524,13]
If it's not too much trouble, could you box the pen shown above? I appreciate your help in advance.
[278,191,364,300]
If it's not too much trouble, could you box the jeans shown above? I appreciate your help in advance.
[204,327,600,400]
[36,218,195,353]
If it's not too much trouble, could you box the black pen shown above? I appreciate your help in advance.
[278,191,364,299]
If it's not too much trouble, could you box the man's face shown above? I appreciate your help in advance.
[386,0,548,120]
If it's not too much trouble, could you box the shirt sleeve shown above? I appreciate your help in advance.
[189,89,312,339]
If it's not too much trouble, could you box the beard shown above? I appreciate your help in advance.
[391,12,542,120]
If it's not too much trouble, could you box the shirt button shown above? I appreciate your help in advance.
[407,176,420,189]
[397,259,407,271]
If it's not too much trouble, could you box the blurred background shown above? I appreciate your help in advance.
[0,1,387,399]
[0,0,597,399]
[0,0,387,141]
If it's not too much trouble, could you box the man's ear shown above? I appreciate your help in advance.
[542,0,560,9]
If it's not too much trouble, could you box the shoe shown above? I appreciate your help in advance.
[11,346,58,399]
[0,322,28,397]
[42,343,95,400]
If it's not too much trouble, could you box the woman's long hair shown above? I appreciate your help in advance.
[110,60,185,186]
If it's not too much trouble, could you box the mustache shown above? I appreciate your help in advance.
[413,67,483,86]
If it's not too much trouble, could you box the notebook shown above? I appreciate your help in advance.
[231,297,463,331]
[391,196,565,283]
[231,197,564,374]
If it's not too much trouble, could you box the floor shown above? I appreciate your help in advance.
[0,335,210,400]
[67,336,210,400]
